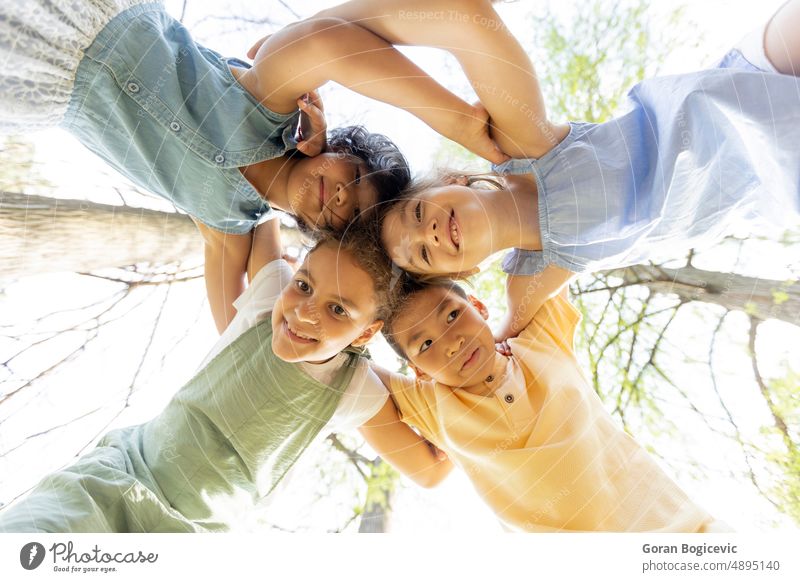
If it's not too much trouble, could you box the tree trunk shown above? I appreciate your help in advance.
[604,264,800,325]
[0,193,304,281]
[358,481,394,533]
[1,192,200,280]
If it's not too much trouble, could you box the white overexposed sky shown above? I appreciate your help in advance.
[1,0,798,534]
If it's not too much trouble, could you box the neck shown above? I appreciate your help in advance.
[482,184,541,253]
[240,156,299,212]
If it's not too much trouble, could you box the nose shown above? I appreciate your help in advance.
[425,216,441,247]
[445,334,465,358]
[333,181,351,208]
[294,300,318,325]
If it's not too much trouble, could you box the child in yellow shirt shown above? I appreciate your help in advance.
[364,280,728,532]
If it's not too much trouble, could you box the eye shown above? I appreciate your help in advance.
[354,168,362,185]
[295,279,311,294]
[420,245,430,265]
[447,309,459,323]
[329,303,348,317]
[419,339,432,354]
[414,201,422,223]
[353,205,361,219]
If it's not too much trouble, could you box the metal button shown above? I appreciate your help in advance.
[214,153,225,164]
[504,394,514,404]
[169,121,181,132]
[126,82,140,93]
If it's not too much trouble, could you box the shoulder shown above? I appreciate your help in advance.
[235,259,293,309]
[515,293,581,353]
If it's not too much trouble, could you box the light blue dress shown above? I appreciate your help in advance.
[0,1,299,234]
[494,48,800,275]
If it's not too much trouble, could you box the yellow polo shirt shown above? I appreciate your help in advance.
[390,294,719,532]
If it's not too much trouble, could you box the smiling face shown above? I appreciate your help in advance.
[270,243,383,363]
[391,285,497,388]
[380,185,496,276]
[286,153,379,231]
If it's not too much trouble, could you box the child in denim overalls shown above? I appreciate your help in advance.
[0,0,506,332]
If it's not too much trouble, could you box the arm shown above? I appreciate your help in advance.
[193,220,252,334]
[359,397,453,489]
[495,265,575,342]
[310,0,569,159]
[246,217,283,282]
[238,16,505,164]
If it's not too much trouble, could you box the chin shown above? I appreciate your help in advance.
[271,336,306,363]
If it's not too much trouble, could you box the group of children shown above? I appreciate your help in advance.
[1,0,798,532]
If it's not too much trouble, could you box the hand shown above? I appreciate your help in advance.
[493,313,523,345]
[281,252,300,271]
[296,90,327,156]
[425,440,448,462]
[495,339,512,357]
[453,102,510,165]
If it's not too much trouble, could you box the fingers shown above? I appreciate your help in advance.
[483,142,511,165]
[296,95,327,156]
[494,340,512,356]
[303,90,324,112]
[297,97,325,126]
[426,440,448,461]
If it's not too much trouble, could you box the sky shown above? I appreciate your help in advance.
[1,0,798,533]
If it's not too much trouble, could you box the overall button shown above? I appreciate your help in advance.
[169,121,181,132]
[214,153,225,164]
[504,394,514,404]
[126,82,140,93]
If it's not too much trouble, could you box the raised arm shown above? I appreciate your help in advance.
[310,0,569,158]
[360,366,453,488]
[193,220,251,334]
[246,217,283,282]
[495,265,575,343]
[194,217,283,334]
[236,16,506,164]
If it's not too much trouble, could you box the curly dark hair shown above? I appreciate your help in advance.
[328,126,411,209]
[294,125,411,235]
[308,217,402,324]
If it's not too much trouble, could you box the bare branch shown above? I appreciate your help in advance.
[327,433,369,480]
[748,317,795,454]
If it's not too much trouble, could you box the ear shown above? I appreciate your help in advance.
[466,295,489,320]
[350,320,384,348]
[411,364,432,381]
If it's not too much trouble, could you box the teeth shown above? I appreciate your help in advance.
[288,323,316,341]
[450,215,460,247]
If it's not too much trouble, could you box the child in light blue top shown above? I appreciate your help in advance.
[372,0,800,338]
[0,0,506,332]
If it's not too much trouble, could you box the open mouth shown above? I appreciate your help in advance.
[460,347,480,371]
[449,210,461,250]
[284,320,318,344]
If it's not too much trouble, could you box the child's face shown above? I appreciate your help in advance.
[271,243,383,363]
[286,153,378,231]
[392,286,497,387]
[381,185,493,276]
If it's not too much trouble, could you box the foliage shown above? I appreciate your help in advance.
[529,0,695,122]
